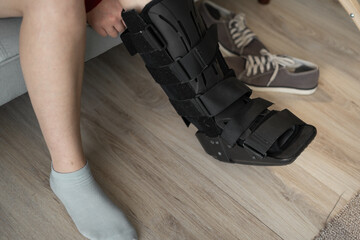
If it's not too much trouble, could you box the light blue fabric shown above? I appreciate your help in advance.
[0,17,122,106]
[50,161,138,240]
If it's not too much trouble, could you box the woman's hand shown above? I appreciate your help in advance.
[86,0,126,38]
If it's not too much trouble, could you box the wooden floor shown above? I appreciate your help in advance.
[1,0,360,239]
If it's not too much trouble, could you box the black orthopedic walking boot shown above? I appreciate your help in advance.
[120,0,316,165]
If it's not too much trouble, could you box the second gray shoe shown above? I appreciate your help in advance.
[226,49,319,95]
[197,0,267,56]
[198,0,319,95]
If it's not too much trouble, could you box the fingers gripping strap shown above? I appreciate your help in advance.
[244,109,304,156]
[170,77,251,117]
[147,24,219,85]
[221,98,273,146]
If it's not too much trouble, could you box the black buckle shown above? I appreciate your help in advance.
[243,142,266,160]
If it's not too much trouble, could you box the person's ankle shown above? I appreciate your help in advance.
[51,155,87,173]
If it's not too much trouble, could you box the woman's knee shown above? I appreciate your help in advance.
[0,0,25,17]
[25,0,86,24]
[0,0,84,18]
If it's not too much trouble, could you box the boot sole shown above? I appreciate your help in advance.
[196,125,317,166]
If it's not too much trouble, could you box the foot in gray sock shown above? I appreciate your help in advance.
[50,161,137,240]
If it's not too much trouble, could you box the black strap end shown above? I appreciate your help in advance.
[121,30,138,56]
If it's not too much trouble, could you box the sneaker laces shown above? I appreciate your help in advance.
[229,13,256,53]
[245,49,296,86]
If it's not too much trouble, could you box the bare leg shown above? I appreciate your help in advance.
[9,0,151,174]
[0,0,153,174]
[0,0,151,172]
[0,0,87,173]
[1,2,137,239]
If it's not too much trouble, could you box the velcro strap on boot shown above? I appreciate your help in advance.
[221,98,273,146]
[243,109,304,156]
[161,60,225,100]
[170,77,251,117]
[146,24,219,85]
[121,10,166,55]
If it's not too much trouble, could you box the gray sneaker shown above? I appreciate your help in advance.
[198,0,319,95]
[225,49,319,95]
[197,0,267,56]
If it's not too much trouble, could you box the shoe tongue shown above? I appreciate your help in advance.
[224,13,236,22]
[211,9,235,24]
[276,56,302,72]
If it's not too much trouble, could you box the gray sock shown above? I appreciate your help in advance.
[50,161,137,240]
